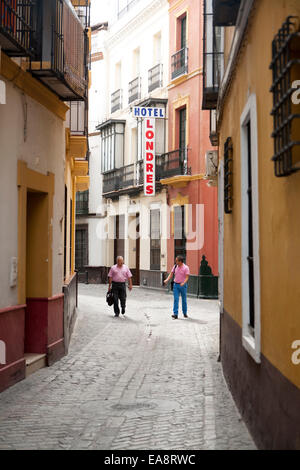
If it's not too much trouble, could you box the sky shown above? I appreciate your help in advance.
[91,0,111,25]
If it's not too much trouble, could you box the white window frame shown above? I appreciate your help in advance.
[240,93,261,364]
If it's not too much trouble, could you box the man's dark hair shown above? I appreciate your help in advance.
[176,255,184,263]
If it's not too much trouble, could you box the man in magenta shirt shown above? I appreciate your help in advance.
[164,255,190,318]
[108,256,133,317]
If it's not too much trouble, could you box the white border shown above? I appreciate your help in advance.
[218,159,224,314]
[240,93,261,364]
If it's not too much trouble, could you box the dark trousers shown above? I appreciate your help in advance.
[112,282,127,315]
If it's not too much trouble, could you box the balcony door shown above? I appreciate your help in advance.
[179,107,187,170]
[114,215,125,262]
[181,15,187,49]
[179,107,186,149]
[75,225,88,273]
[174,205,186,263]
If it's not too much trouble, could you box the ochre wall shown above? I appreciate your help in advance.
[219,0,300,388]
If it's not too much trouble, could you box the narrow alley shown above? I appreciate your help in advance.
[0,286,255,450]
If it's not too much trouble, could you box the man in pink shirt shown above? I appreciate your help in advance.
[164,255,190,319]
[108,256,133,317]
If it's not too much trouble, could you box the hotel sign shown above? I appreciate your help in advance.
[132,106,165,196]
[144,118,155,196]
[133,106,165,119]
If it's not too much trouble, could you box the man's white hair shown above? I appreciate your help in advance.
[116,256,124,262]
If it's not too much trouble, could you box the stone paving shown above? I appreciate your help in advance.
[0,284,256,450]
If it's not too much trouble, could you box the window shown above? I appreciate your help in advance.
[150,209,161,270]
[131,127,138,162]
[100,120,125,173]
[171,14,188,79]
[174,205,186,263]
[179,107,186,149]
[178,107,187,169]
[132,47,140,77]
[270,16,300,177]
[75,225,88,272]
[76,190,89,215]
[68,101,86,136]
[180,15,187,49]
[114,215,125,261]
[115,61,122,90]
[240,94,261,364]
[224,137,233,214]
[153,32,162,65]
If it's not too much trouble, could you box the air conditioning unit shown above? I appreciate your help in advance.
[205,150,218,178]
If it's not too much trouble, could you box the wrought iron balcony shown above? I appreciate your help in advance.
[111,89,122,113]
[0,0,37,57]
[148,63,163,92]
[103,164,135,195]
[156,148,190,179]
[102,149,190,197]
[128,76,141,104]
[171,47,188,80]
[30,0,88,101]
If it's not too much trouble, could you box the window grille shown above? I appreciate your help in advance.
[270,16,300,177]
[224,137,233,214]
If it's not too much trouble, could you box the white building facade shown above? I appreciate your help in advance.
[77,0,170,287]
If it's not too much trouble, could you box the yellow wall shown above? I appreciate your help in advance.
[64,129,89,282]
[219,0,300,388]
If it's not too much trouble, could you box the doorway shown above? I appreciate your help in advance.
[26,190,49,300]
[25,190,49,355]
[135,213,140,285]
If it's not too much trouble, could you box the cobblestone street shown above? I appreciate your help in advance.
[0,285,255,450]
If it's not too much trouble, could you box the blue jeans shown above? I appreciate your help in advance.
[173,283,187,316]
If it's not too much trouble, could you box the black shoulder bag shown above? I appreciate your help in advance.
[170,264,177,291]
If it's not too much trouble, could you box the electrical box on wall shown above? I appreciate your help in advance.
[205,150,218,178]
[10,257,18,288]
[0,80,5,104]
[0,47,6,104]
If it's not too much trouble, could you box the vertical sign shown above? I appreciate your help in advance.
[144,118,155,196]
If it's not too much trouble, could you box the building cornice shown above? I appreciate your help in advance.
[167,67,202,89]
[160,174,204,188]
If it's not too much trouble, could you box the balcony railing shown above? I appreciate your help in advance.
[202,51,224,109]
[111,89,122,113]
[67,100,88,136]
[156,148,190,179]
[103,164,135,194]
[71,1,90,29]
[128,76,141,104]
[30,0,88,101]
[148,63,163,92]
[0,0,37,57]
[102,149,190,196]
[171,47,188,80]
